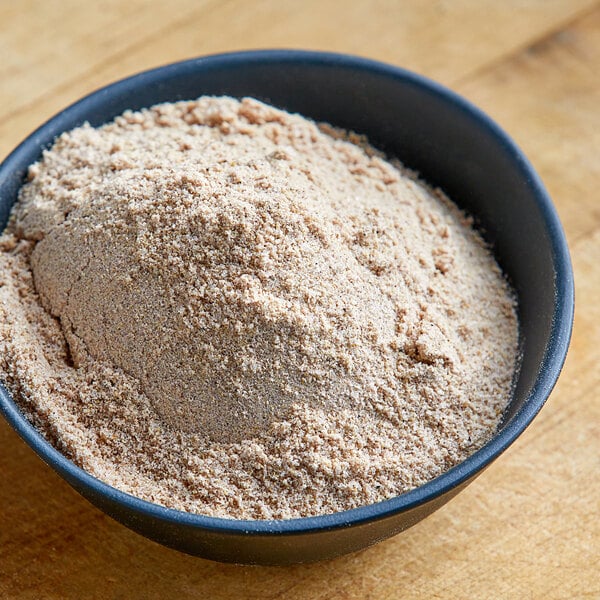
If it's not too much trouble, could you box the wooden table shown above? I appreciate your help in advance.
[1,2,598,598]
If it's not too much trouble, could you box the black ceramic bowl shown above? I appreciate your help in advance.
[0,50,574,565]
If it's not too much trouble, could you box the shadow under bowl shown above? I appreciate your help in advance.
[0,50,574,565]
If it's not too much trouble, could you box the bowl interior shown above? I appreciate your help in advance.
[0,51,574,563]
[0,52,568,426]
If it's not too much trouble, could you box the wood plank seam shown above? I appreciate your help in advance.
[452,0,600,88]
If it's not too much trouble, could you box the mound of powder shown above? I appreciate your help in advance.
[0,97,518,519]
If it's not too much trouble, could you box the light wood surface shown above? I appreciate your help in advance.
[1,2,598,598]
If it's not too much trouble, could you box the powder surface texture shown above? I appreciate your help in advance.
[0,97,518,519]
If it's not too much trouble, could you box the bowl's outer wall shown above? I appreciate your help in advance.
[0,51,573,564]
[72,464,474,565]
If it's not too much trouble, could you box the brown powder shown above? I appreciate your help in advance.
[0,96,518,519]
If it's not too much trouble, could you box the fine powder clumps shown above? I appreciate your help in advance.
[0,97,518,519]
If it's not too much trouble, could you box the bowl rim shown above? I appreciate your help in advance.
[0,49,575,536]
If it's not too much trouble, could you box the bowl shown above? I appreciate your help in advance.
[0,50,574,565]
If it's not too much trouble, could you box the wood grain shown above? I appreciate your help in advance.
[1,1,598,598]
[457,13,600,244]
